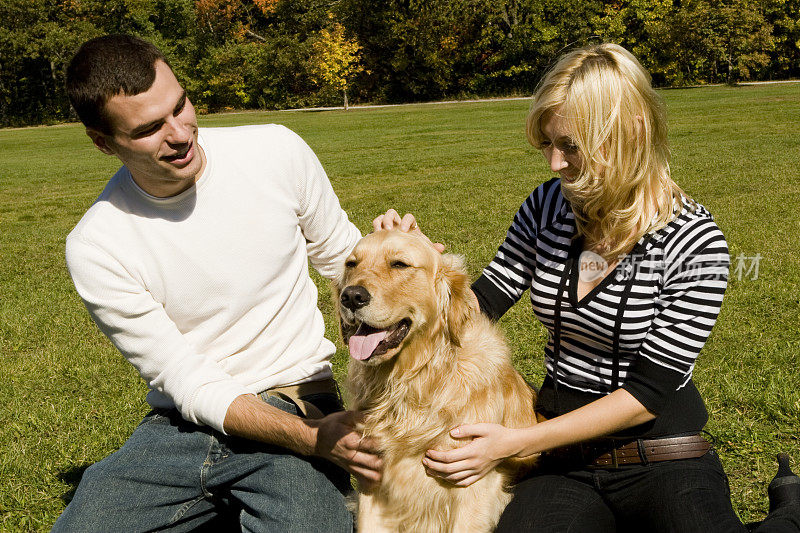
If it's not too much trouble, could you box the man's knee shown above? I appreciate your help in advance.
[52,461,120,532]
[52,415,209,532]
[234,452,353,532]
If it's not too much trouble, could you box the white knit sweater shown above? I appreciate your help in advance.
[66,125,361,432]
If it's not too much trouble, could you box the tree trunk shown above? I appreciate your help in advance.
[727,53,733,85]
[246,29,267,42]
[343,89,348,111]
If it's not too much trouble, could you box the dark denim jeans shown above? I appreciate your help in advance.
[496,449,800,533]
[52,394,353,533]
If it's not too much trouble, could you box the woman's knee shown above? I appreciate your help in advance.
[614,452,746,533]
[496,474,616,533]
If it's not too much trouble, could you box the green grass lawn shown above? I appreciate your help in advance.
[1,83,799,530]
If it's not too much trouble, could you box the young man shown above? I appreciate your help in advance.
[54,34,380,532]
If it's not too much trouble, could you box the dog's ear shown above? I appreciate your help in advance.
[436,254,478,346]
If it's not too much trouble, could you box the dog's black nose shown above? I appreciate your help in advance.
[340,285,371,311]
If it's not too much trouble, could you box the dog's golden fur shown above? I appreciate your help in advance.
[335,229,537,532]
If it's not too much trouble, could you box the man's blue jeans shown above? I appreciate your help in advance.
[52,394,353,532]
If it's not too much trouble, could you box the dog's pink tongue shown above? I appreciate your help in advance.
[348,328,388,361]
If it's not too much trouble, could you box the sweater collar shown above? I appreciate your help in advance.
[122,131,213,205]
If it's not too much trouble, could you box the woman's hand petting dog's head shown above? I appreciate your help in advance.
[371,209,446,253]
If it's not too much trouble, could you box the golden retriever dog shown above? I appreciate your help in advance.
[335,229,537,532]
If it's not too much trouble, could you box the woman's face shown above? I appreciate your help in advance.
[540,112,583,182]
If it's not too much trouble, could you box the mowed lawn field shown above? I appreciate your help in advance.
[1,83,799,530]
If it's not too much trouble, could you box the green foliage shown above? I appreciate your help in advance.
[470,0,606,95]
[0,0,98,126]
[0,0,204,126]
[337,0,485,101]
[654,0,774,84]
[191,0,347,110]
[763,0,800,79]
[191,38,316,111]
[0,0,798,125]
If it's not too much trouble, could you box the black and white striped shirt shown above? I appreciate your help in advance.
[473,178,729,436]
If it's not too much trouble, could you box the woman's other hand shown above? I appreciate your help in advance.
[423,423,522,487]
[422,390,656,487]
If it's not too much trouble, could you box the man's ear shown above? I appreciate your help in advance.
[86,128,116,156]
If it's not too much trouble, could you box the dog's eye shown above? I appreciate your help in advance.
[391,260,410,269]
[345,260,357,269]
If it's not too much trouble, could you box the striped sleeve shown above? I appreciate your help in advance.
[475,181,556,320]
[623,214,729,413]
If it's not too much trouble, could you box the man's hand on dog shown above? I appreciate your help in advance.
[314,410,383,489]
[423,423,521,487]
[372,209,446,253]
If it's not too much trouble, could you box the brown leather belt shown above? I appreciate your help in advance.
[258,378,339,420]
[546,434,712,468]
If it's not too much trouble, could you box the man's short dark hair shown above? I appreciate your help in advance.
[66,34,171,134]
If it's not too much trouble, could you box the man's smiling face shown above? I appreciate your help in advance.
[87,60,205,198]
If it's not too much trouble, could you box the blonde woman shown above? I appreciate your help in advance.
[376,44,800,531]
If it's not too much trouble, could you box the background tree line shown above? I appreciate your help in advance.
[1,0,798,127]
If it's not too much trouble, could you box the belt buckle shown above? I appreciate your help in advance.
[611,447,619,468]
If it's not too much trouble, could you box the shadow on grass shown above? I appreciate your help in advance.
[57,463,92,505]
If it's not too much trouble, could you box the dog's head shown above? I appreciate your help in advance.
[335,229,477,366]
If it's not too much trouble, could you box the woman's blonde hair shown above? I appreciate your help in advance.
[527,43,689,261]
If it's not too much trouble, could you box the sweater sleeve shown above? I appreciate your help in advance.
[471,274,517,320]
[622,216,729,414]
[475,183,547,319]
[66,235,251,433]
[291,131,362,280]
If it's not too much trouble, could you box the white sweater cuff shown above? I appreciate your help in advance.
[190,380,253,434]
